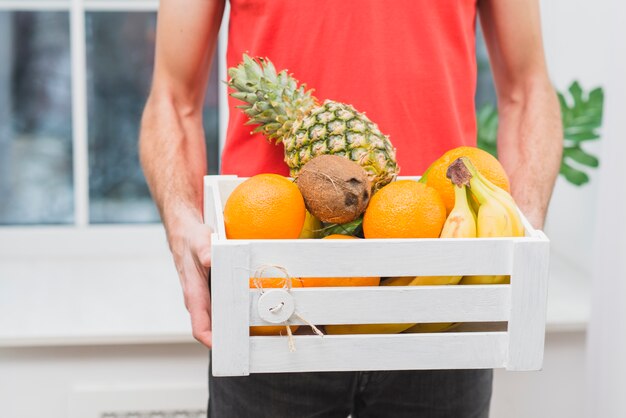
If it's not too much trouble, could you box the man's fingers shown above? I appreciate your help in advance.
[186,290,213,348]
[192,224,213,268]
[191,316,213,348]
[198,248,212,267]
[174,223,214,348]
[183,258,213,348]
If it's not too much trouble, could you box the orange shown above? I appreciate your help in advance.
[224,174,305,239]
[363,180,446,239]
[249,277,303,336]
[421,146,510,214]
[300,235,381,287]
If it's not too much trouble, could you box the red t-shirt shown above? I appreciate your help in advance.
[221,0,477,177]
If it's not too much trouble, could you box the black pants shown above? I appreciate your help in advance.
[208,360,493,418]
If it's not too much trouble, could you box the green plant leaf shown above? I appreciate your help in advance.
[561,82,604,143]
[563,147,600,168]
[318,217,364,238]
[560,162,590,186]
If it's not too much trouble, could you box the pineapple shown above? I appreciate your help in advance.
[228,54,399,190]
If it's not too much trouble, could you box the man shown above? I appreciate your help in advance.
[140,1,562,417]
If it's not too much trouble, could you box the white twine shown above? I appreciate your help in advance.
[251,264,294,293]
[250,264,324,352]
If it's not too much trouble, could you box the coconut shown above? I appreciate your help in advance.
[296,155,371,224]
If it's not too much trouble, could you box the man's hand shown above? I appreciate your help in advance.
[479,0,563,229]
[139,0,225,348]
[171,221,214,347]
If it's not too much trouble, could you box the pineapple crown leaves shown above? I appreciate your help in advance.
[227,54,318,143]
[476,81,604,186]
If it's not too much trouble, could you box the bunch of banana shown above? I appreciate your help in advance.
[446,157,524,284]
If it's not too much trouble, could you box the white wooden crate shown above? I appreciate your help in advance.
[204,175,550,376]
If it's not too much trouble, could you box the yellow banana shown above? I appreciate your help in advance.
[440,184,477,239]
[381,276,415,286]
[383,276,462,286]
[401,184,475,333]
[328,275,464,335]
[451,159,511,238]
[298,210,322,238]
[399,274,463,333]
[325,276,424,335]
[460,275,510,284]
[412,183,477,286]
[474,189,513,237]
[404,322,461,333]
[471,162,524,237]
[411,276,462,285]
[452,157,525,284]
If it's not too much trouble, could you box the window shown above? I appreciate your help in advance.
[0,11,73,225]
[0,1,220,227]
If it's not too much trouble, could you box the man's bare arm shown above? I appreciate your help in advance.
[479,0,563,229]
[140,0,225,347]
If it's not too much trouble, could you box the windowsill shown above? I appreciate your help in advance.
[0,227,590,348]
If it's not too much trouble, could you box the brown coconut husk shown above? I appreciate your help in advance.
[296,155,371,224]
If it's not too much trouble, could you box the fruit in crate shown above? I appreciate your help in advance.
[398,160,513,335]
[446,157,524,285]
[300,235,380,287]
[440,182,477,240]
[249,277,303,336]
[224,174,305,239]
[228,54,399,191]
[298,210,322,239]
[404,322,460,333]
[296,155,371,224]
[325,276,425,335]
[420,146,510,214]
[395,179,480,289]
[382,276,461,285]
[447,157,524,238]
[408,173,480,287]
[461,275,511,285]
[362,180,446,239]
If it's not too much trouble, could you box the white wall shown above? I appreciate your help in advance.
[540,0,608,275]
[585,1,626,417]
[492,332,586,418]
[0,344,209,418]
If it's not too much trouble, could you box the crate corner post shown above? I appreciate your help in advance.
[211,242,252,377]
[506,237,550,371]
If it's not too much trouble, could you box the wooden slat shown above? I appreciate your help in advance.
[203,177,218,231]
[249,332,509,373]
[210,243,251,376]
[217,178,246,208]
[506,238,550,371]
[249,285,511,325]
[244,238,515,277]
[204,175,234,238]
[518,207,542,238]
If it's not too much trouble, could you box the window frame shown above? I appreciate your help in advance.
[0,0,229,246]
